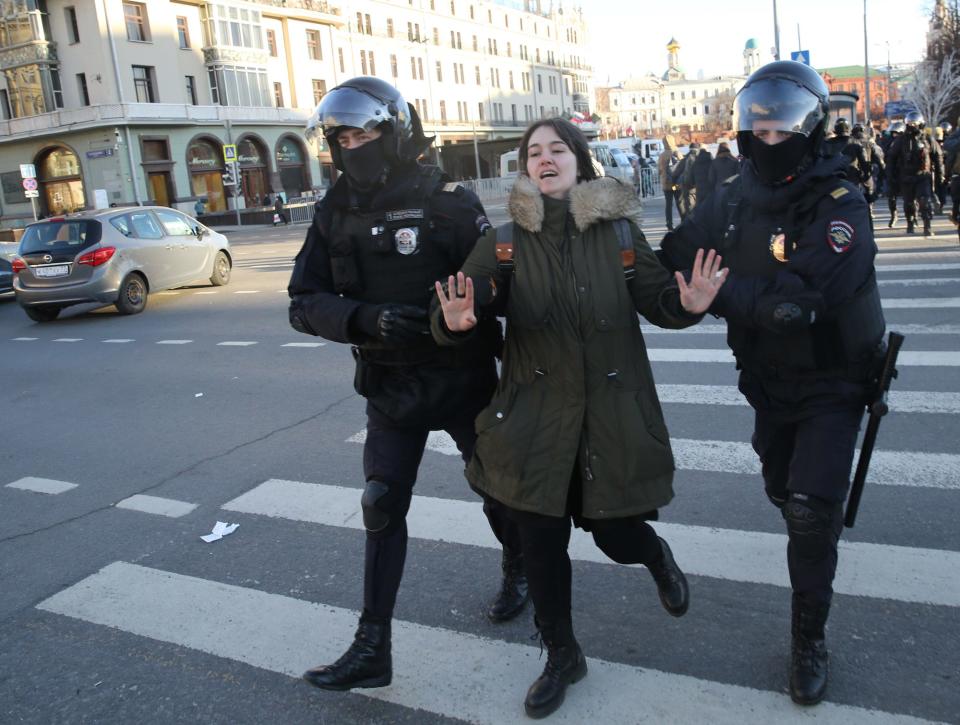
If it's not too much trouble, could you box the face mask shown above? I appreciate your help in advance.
[340,140,387,190]
[750,133,810,185]
[906,125,921,137]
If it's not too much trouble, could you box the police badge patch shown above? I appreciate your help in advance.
[769,232,787,262]
[394,227,419,255]
[827,220,855,253]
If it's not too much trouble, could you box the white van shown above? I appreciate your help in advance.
[499,147,606,179]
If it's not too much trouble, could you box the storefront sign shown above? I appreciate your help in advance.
[19,163,36,179]
[86,148,115,159]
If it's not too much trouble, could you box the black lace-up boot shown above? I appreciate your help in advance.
[524,618,587,719]
[646,537,690,617]
[789,593,830,705]
[487,547,529,622]
[303,617,392,690]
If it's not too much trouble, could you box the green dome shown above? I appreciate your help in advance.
[745,38,758,50]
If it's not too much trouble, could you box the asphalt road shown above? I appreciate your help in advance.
[1,195,958,724]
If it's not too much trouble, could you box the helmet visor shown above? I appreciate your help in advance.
[314,86,393,141]
[733,78,825,137]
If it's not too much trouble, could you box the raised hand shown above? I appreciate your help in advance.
[676,248,728,314]
[434,271,477,332]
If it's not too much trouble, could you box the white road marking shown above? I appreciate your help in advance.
[102,339,134,343]
[246,263,294,269]
[156,291,180,296]
[882,297,960,309]
[115,494,197,518]
[216,341,258,346]
[876,250,960,260]
[233,290,259,294]
[876,262,960,272]
[38,562,939,724]
[226,480,959,609]
[654,384,960,415]
[11,337,38,341]
[52,338,82,343]
[281,342,326,347]
[346,431,960,491]
[878,277,958,286]
[644,348,960,366]
[156,340,193,345]
[193,291,218,295]
[641,323,960,335]
[5,477,78,495]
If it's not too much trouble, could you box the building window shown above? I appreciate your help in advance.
[417,57,423,79]
[132,65,156,102]
[312,79,326,105]
[439,100,446,122]
[76,73,89,106]
[478,101,484,120]
[703,104,709,114]
[207,65,269,106]
[509,70,514,89]
[436,61,442,82]
[411,57,417,80]
[391,54,398,78]
[266,29,277,56]
[123,2,149,42]
[387,18,394,38]
[274,81,283,107]
[306,29,321,60]
[450,0,455,14]
[475,65,480,85]
[186,75,198,104]
[176,15,190,48]
[338,48,345,72]
[65,6,80,43]
[201,4,264,50]
[537,75,542,93]
[433,27,439,45]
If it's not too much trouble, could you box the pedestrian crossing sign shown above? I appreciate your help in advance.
[790,50,810,66]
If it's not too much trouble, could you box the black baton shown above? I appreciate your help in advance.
[844,331,906,528]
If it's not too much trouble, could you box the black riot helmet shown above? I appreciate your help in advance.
[940,121,953,134]
[305,76,431,171]
[851,123,865,139]
[733,60,830,185]
[834,118,851,136]
[889,120,905,136]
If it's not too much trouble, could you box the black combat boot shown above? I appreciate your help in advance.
[524,619,588,719]
[789,593,830,705]
[924,220,935,237]
[906,219,915,234]
[487,547,529,622]
[303,618,392,690]
[888,209,898,228]
[646,537,690,617]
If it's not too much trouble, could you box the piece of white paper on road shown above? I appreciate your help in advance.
[200,521,239,543]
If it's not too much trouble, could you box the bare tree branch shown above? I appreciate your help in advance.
[907,52,960,124]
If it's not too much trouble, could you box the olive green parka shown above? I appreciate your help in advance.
[432,175,703,519]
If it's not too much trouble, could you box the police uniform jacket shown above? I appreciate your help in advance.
[661,154,882,414]
[433,176,701,519]
[288,162,500,426]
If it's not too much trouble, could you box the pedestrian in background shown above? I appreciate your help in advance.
[273,194,289,225]
[707,142,740,198]
[433,117,727,719]
[658,135,682,230]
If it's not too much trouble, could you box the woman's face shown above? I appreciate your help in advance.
[525,125,579,199]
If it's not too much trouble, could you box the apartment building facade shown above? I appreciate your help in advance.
[0,0,592,225]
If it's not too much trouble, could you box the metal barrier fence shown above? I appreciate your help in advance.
[459,168,661,203]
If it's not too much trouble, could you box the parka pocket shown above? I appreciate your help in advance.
[614,390,674,481]
[474,379,547,478]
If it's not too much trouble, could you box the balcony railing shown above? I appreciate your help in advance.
[0,103,313,140]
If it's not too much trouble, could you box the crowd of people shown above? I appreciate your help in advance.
[288,61,889,719]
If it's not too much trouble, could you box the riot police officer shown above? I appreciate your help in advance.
[851,124,885,217]
[880,121,904,227]
[659,61,886,706]
[823,118,870,189]
[887,111,944,236]
[288,77,527,692]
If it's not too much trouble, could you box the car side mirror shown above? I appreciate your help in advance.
[194,225,206,239]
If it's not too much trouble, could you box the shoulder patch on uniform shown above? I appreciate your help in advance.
[830,187,849,200]
[442,182,462,193]
[827,220,855,253]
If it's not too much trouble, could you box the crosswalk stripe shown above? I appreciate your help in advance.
[653,384,960,415]
[875,250,960,261]
[222,480,960,608]
[644,348,960,366]
[5,477,77,494]
[11,337,38,341]
[882,297,960,309]
[640,323,960,335]
[216,341,258,346]
[115,494,197,518]
[102,338,135,343]
[281,342,326,347]
[156,339,192,345]
[37,562,939,723]
[345,431,960,490]
[876,263,960,272]
[878,277,959,286]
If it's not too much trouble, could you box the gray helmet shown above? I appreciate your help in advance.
[305,76,427,170]
[904,110,925,130]
[889,121,906,135]
[834,118,851,136]
[940,121,953,133]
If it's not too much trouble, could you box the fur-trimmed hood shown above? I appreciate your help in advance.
[507,175,643,233]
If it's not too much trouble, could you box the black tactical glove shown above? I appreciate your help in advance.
[354,304,430,344]
[755,290,824,333]
[289,296,317,335]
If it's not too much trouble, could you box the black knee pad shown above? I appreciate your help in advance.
[782,493,843,562]
[361,479,412,536]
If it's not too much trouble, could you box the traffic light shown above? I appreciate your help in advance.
[221,162,237,186]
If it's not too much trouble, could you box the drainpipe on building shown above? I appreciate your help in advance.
[102,0,143,205]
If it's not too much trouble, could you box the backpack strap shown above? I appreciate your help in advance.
[612,218,636,281]
[495,222,515,275]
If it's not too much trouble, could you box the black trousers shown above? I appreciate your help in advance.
[750,398,864,605]
[902,174,934,223]
[505,506,662,625]
[361,403,518,621]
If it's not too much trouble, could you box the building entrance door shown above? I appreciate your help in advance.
[148,172,172,207]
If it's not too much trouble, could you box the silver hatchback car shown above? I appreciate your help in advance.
[12,206,232,322]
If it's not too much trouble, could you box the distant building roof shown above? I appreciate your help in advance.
[818,65,887,79]
[745,38,758,50]
[667,37,680,48]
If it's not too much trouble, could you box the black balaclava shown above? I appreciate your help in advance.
[340,137,389,190]
[906,125,922,137]
[750,133,810,185]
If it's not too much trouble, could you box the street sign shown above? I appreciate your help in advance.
[20,163,36,179]
[25,189,39,198]
[790,50,810,66]
[885,100,918,118]
[223,144,237,163]
[22,177,38,191]
[221,161,238,186]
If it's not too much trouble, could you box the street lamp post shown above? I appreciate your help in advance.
[773,0,781,61]
[864,0,871,125]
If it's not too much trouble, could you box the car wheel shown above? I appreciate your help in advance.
[209,250,231,286]
[24,305,61,322]
[116,273,148,315]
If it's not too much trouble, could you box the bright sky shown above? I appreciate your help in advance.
[585,0,931,84]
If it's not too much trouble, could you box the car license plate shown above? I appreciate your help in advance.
[34,264,69,278]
